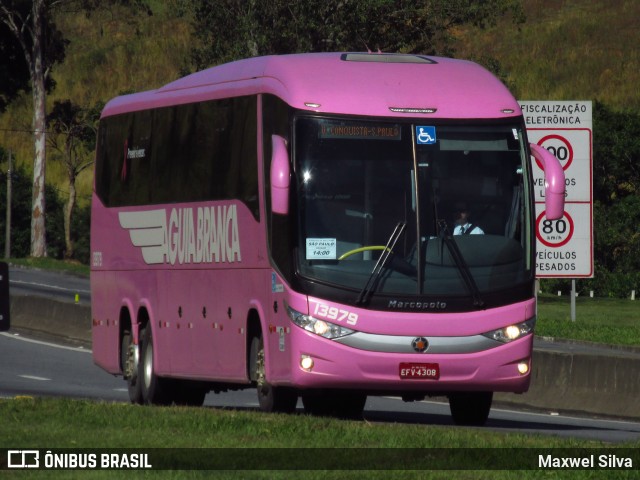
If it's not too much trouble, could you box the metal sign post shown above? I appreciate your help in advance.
[0,262,9,331]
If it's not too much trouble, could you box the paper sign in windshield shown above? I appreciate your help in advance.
[306,238,337,260]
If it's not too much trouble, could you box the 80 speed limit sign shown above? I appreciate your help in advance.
[536,211,574,248]
[534,204,591,276]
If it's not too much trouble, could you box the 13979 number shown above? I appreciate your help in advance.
[312,301,358,325]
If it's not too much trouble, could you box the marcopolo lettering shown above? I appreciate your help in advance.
[388,300,447,310]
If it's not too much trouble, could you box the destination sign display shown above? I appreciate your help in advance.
[319,122,401,140]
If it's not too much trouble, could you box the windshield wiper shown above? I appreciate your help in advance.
[356,221,407,306]
[437,219,485,308]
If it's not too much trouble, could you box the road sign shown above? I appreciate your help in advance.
[534,204,592,276]
[521,101,593,278]
[536,210,574,248]
[530,129,592,203]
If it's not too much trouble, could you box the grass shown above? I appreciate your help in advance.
[455,0,640,110]
[1,397,639,479]
[536,294,640,346]
[7,257,89,276]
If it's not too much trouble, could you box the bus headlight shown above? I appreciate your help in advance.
[517,361,530,375]
[482,318,535,343]
[287,306,355,339]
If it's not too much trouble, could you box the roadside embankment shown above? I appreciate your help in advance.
[10,295,640,420]
[495,347,640,419]
[10,295,92,347]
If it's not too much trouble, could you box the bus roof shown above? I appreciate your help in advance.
[102,52,521,120]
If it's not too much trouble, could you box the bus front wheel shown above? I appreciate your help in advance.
[448,391,493,426]
[251,335,297,413]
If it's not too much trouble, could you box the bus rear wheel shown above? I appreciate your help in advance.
[121,331,143,404]
[139,326,172,405]
[448,391,493,426]
[251,335,297,413]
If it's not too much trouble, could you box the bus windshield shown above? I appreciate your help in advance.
[295,117,533,301]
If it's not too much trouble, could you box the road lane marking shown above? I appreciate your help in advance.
[0,332,91,353]
[19,375,51,381]
[9,279,90,294]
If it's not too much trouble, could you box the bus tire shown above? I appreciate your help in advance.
[120,331,143,404]
[448,391,493,426]
[139,326,172,405]
[251,334,297,413]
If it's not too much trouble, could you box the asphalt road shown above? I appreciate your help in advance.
[2,331,640,444]
[9,265,91,305]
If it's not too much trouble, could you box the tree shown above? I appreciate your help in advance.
[593,102,640,205]
[188,0,525,69]
[0,0,67,257]
[1,0,150,259]
[0,16,30,112]
[592,102,640,282]
[46,99,100,259]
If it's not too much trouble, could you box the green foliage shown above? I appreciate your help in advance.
[588,102,640,295]
[455,0,640,111]
[595,196,640,272]
[189,0,525,68]
[0,147,89,262]
[0,17,30,112]
[0,0,69,100]
[593,101,640,204]
[71,200,90,263]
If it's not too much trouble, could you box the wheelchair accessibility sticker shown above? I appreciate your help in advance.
[416,126,436,145]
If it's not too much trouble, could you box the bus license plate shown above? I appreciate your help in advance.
[399,363,440,380]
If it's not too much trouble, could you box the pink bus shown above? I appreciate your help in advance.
[91,52,564,425]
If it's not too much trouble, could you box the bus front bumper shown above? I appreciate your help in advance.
[287,328,533,394]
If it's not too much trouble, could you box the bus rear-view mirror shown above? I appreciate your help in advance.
[271,135,290,215]
[530,143,565,220]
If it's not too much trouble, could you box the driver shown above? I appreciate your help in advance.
[453,208,484,235]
